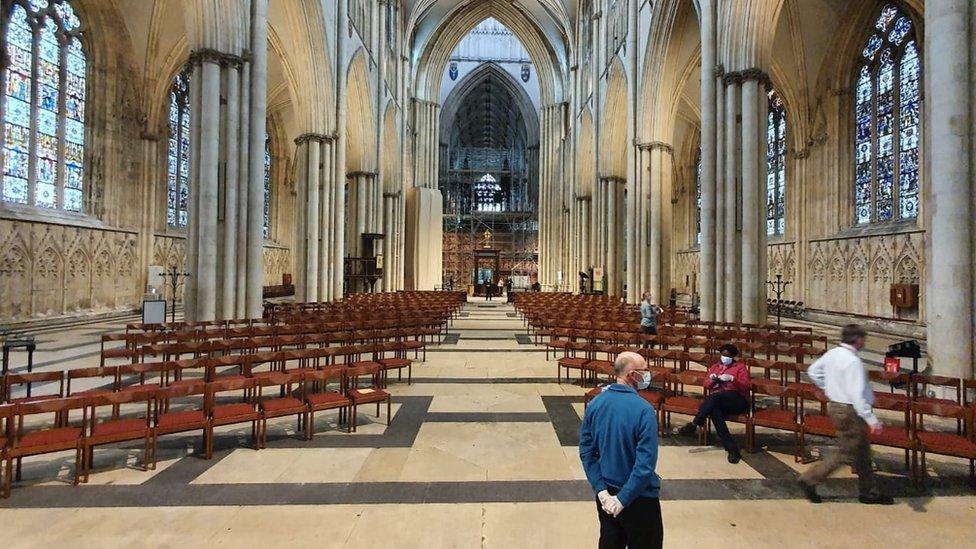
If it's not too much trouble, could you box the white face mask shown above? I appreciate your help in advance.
[720,356,734,366]
[630,370,651,390]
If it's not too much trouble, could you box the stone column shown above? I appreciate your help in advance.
[649,147,662,303]
[713,67,726,322]
[184,61,202,318]
[333,0,349,299]
[235,61,251,319]
[293,134,326,302]
[318,137,335,301]
[638,145,651,292]
[698,0,717,320]
[925,0,974,379]
[723,74,742,322]
[245,0,268,317]
[739,71,768,325]
[191,58,220,321]
[220,65,241,318]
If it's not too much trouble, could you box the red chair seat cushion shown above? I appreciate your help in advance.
[158,410,206,428]
[212,403,257,420]
[802,414,835,435]
[119,383,161,393]
[917,431,976,455]
[260,397,305,413]
[92,418,148,438]
[547,341,569,349]
[307,392,350,407]
[558,357,588,369]
[378,358,410,368]
[664,396,702,413]
[584,387,602,403]
[587,360,614,375]
[638,390,666,407]
[752,409,796,428]
[19,427,82,448]
[349,388,389,403]
[869,425,912,446]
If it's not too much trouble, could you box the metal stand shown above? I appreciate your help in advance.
[765,273,792,328]
[160,267,191,323]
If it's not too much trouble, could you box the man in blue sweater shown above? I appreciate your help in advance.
[579,351,663,548]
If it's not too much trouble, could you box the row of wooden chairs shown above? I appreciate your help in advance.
[584,374,976,485]
[0,366,392,498]
[4,343,415,406]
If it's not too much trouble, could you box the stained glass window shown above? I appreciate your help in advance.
[474,173,502,212]
[695,148,701,245]
[263,135,271,238]
[766,90,786,236]
[854,3,920,224]
[166,71,190,228]
[2,0,86,211]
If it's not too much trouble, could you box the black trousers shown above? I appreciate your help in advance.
[641,325,657,348]
[597,492,663,549]
[692,391,749,453]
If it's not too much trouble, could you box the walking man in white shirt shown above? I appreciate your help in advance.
[798,324,894,505]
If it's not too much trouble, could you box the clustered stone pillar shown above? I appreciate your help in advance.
[345,172,381,260]
[184,35,267,321]
[592,176,625,295]
[634,142,673,304]
[539,102,568,290]
[382,188,404,291]
[293,133,342,303]
[697,0,717,320]
[413,99,440,190]
[924,0,974,379]
[706,69,769,325]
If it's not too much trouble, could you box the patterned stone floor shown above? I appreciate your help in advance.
[2,299,972,548]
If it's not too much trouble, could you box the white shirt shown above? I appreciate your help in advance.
[805,343,879,427]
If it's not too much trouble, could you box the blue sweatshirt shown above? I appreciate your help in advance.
[579,383,661,506]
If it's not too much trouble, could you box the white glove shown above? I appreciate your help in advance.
[597,490,610,504]
[708,373,718,380]
[718,374,734,382]
[602,495,624,517]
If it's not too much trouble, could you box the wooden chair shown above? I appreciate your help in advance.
[205,377,259,458]
[256,371,307,448]
[3,371,64,405]
[374,342,413,385]
[662,371,707,442]
[151,382,208,469]
[3,396,88,497]
[304,368,352,437]
[345,363,391,432]
[66,366,118,397]
[797,385,834,462]
[83,389,154,481]
[911,401,976,485]
[747,383,799,459]
[869,393,917,479]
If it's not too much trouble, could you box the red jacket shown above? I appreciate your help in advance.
[704,361,750,398]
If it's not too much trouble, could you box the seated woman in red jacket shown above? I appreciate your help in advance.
[673,343,750,463]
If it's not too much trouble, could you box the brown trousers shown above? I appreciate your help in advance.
[799,402,878,495]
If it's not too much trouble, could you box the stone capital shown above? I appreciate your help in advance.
[293,132,335,146]
[189,48,247,69]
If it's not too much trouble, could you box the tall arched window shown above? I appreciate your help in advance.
[2,0,86,211]
[766,89,786,236]
[263,135,271,238]
[474,173,501,212]
[694,147,701,245]
[854,3,920,225]
[166,71,190,228]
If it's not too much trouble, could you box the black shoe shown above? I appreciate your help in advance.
[858,493,894,505]
[798,480,822,504]
[674,423,696,436]
[727,450,741,464]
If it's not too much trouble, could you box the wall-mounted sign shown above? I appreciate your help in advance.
[521,63,530,82]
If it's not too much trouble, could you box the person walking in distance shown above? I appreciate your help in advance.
[580,351,663,548]
[640,293,663,349]
[798,324,894,505]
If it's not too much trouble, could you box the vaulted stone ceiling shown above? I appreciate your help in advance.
[453,74,526,148]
